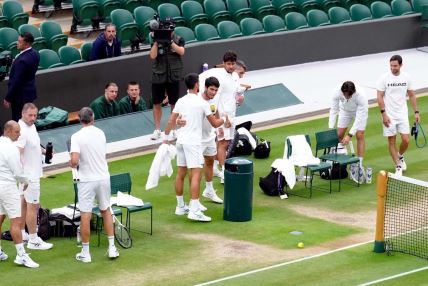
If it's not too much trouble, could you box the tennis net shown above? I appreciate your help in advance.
[384,173,428,259]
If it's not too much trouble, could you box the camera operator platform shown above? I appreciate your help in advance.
[149,18,185,140]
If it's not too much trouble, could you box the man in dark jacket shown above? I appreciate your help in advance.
[3,33,40,122]
[89,24,121,61]
[119,81,147,114]
[89,83,120,120]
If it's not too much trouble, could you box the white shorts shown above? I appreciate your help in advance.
[176,143,203,169]
[77,179,111,212]
[202,140,217,157]
[19,180,40,204]
[337,112,367,131]
[383,118,410,136]
[0,184,21,218]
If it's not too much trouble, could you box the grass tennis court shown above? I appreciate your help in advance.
[1,96,428,286]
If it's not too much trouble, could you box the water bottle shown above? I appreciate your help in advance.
[45,142,53,164]
[366,167,373,184]
[202,63,208,73]
[76,225,81,245]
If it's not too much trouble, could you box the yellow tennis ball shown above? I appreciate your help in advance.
[297,242,304,248]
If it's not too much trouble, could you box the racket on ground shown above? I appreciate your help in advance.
[66,139,80,181]
[110,206,132,249]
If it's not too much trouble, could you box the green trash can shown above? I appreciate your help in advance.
[223,157,253,222]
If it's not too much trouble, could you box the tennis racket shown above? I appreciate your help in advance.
[412,122,427,148]
[66,139,80,181]
[110,206,132,249]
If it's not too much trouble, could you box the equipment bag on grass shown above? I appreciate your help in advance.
[37,207,51,241]
[259,167,287,196]
[254,139,271,159]
[49,213,79,238]
[35,106,68,131]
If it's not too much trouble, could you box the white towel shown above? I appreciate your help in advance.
[114,191,145,207]
[146,144,177,190]
[237,127,257,149]
[271,158,296,189]
[286,135,320,166]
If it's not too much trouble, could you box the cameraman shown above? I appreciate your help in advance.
[149,29,185,140]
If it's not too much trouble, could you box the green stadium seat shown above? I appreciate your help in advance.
[2,0,29,30]
[217,20,242,38]
[134,6,156,44]
[71,0,100,32]
[194,23,220,41]
[38,49,66,69]
[111,8,138,47]
[240,17,265,35]
[315,129,360,192]
[120,0,145,13]
[58,46,85,65]
[262,14,286,32]
[0,27,19,56]
[328,6,352,24]
[340,0,359,9]
[97,0,121,22]
[272,0,298,18]
[306,9,330,26]
[285,11,308,29]
[181,0,209,30]
[174,26,197,43]
[18,24,47,51]
[371,1,393,18]
[0,5,9,29]
[225,0,254,24]
[294,0,320,14]
[80,41,93,61]
[157,3,185,26]
[316,0,341,12]
[203,0,231,26]
[40,21,68,52]
[412,0,428,13]
[391,0,414,15]
[249,0,277,21]
[350,4,372,21]
[147,0,162,10]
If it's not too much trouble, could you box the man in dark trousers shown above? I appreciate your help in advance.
[3,33,40,122]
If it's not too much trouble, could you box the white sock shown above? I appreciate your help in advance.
[214,160,219,170]
[21,229,27,238]
[108,236,115,248]
[221,165,225,173]
[190,199,199,212]
[176,196,184,207]
[206,181,214,191]
[359,157,363,168]
[29,233,37,241]
[15,243,25,256]
[82,242,90,254]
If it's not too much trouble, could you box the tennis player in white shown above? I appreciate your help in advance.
[377,55,420,176]
[16,103,53,250]
[70,107,119,262]
[163,73,227,222]
[329,81,368,182]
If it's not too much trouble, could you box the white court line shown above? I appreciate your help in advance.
[196,240,372,286]
[358,265,428,286]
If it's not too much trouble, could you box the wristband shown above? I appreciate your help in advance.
[380,109,385,114]
[415,111,420,114]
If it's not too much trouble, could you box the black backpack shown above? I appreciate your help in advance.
[259,167,287,196]
[49,213,79,238]
[37,208,51,241]
[233,133,256,156]
[254,139,271,159]
[320,162,348,180]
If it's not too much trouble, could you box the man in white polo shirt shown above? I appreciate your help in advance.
[70,107,119,262]
[0,121,39,268]
[377,54,420,176]
[163,73,227,222]
[16,103,53,250]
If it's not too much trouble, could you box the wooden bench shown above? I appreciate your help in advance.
[68,111,79,124]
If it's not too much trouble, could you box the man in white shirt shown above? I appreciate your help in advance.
[163,73,227,222]
[0,121,39,268]
[198,51,243,183]
[328,81,368,181]
[70,107,119,262]
[16,103,53,251]
[377,55,420,176]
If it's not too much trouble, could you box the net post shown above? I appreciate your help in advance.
[374,170,388,253]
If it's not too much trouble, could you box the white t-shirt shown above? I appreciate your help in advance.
[70,125,109,182]
[328,85,368,135]
[15,120,42,180]
[377,72,413,120]
[200,94,217,144]
[199,68,240,118]
[0,136,28,185]
[173,93,212,146]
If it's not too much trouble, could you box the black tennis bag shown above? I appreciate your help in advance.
[233,133,256,156]
[320,162,348,180]
[254,139,271,159]
[259,167,286,196]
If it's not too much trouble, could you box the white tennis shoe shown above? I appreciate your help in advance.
[198,201,207,211]
[0,249,8,261]
[175,204,189,215]
[150,129,161,140]
[27,237,53,250]
[108,246,119,259]
[202,189,223,204]
[187,209,211,222]
[395,165,403,176]
[14,253,39,268]
[399,156,407,171]
[76,251,91,263]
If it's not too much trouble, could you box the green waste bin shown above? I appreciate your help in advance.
[223,157,253,222]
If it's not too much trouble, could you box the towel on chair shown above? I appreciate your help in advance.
[286,135,320,166]
[271,158,296,189]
